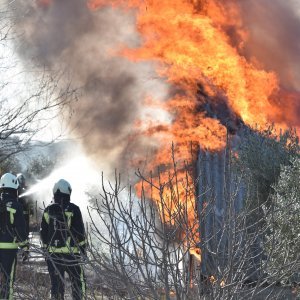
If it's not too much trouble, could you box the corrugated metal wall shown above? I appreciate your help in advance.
[196,145,263,280]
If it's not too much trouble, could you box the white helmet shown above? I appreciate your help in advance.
[0,173,19,189]
[17,173,25,186]
[53,179,72,195]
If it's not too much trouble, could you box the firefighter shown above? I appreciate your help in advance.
[40,179,86,300]
[17,173,32,262]
[0,173,28,300]
[17,173,31,235]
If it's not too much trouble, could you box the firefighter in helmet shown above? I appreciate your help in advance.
[0,173,28,299]
[40,179,86,300]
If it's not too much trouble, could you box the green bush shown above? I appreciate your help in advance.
[235,127,299,206]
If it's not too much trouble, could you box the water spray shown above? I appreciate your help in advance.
[19,155,100,222]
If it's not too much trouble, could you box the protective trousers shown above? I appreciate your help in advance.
[46,254,86,300]
[0,249,17,300]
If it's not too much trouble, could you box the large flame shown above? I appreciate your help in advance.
[88,0,299,129]
[87,0,299,246]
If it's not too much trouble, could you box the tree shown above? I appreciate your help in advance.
[26,154,57,180]
[85,142,298,299]
[0,6,80,298]
[235,126,299,206]
[265,157,300,283]
[0,1,77,163]
[87,161,199,300]
[9,139,299,299]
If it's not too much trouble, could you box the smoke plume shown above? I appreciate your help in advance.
[10,0,168,171]
[239,0,300,92]
[238,0,300,127]
[9,0,300,173]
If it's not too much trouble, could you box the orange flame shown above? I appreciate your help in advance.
[88,0,289,129]
[87,0,299,246]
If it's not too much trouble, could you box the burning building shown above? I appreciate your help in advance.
[7,0,300,294]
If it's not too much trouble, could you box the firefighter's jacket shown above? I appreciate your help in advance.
[40,198,86,254]
[0,192,28,249]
